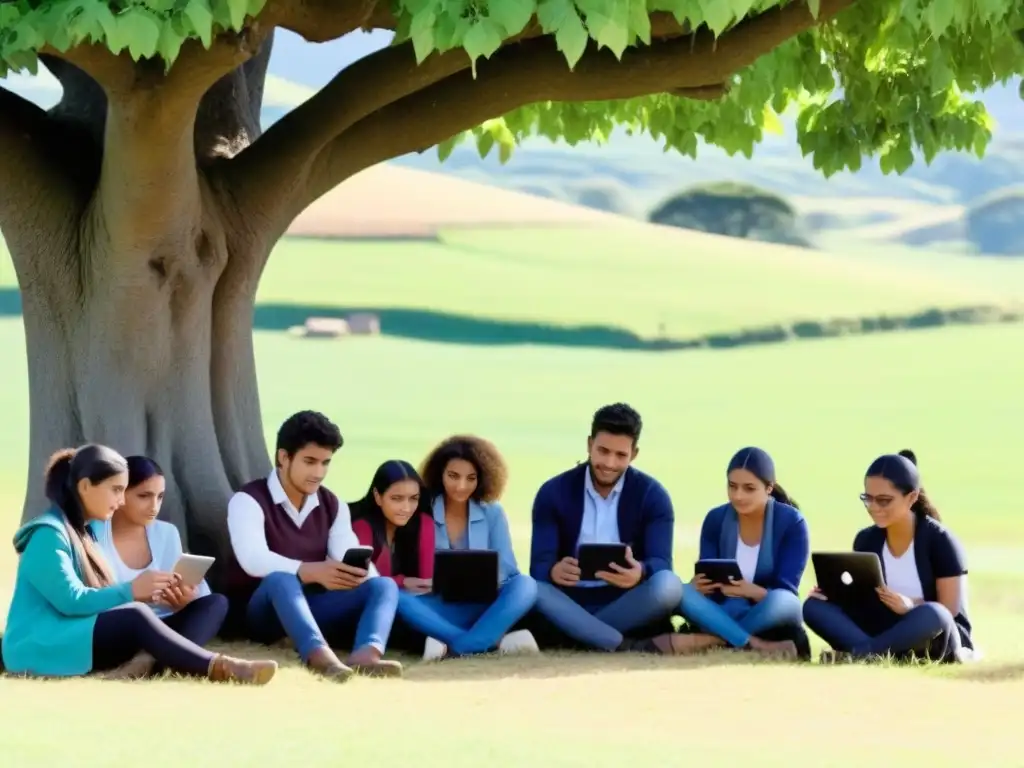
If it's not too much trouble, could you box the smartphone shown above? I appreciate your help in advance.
[341,546,374,570]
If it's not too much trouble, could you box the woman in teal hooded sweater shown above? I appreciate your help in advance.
[2,444,277,683]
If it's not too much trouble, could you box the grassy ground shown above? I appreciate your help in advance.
[0,229,1023,763]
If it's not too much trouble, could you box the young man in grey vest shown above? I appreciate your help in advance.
[226,410,402,680]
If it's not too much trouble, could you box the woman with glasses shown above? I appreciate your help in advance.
[803,450,973,663]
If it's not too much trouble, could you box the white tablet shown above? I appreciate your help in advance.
[174,553,216,587]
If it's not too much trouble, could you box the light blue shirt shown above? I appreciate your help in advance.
[432,496,520,584]
[92,519,212,618]
[575,469,625,587]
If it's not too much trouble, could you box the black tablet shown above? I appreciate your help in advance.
[811,552,884,612]
[433,549,500,603]
[578,543,629,581]
[695,559,743,585]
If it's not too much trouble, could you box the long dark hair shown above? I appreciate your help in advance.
[44,445,126,587]
[126,455,164,489]
[726,446,799,510]
[349,460,432,575]
[866,449,940,521]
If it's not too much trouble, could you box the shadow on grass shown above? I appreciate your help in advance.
[951,663,1024,683]
[205,639,791,682]
[0,288,1019,353]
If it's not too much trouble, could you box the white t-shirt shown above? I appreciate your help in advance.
[736,536,761,583]
[883,540,925,601]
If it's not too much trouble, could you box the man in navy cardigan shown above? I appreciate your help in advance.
[529,403,684,652]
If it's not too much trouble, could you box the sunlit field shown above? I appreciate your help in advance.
[0,230,1022,765]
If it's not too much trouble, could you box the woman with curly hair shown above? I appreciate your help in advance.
[395,435,539,661]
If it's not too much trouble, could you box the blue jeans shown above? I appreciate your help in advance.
[803,597,961,661]
[245,572,399,661]
[534,570,683,651]
[679,584,802,647]
[397,574,538,655]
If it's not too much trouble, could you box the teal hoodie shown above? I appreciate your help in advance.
[2,509,134,677]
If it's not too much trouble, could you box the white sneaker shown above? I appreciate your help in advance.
[422,637,448,661]
[497,629,540,655]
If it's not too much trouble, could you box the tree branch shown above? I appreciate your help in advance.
[225,10,692,236]
[261,0,395,42]
[310,0,856,201]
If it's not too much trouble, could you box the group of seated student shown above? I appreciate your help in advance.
[0,402,974,682]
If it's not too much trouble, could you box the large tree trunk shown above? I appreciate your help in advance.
[14,193,272,564]
[2,37,277,575]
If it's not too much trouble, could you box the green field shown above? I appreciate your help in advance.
[1,230,1023,765]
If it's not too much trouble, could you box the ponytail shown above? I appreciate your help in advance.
[770,483,799,510]
[45,449,82,529]
[896,449,940,521]
[42,446,122,587]
[911,488,941,521]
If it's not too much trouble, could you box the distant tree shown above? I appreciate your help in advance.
[0,0,1019,562]
[966,186,1024,256]
[572,181,632,215]
[649,181,812,246]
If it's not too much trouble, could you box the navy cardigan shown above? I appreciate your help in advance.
[854,516,972,649]
[698,498,809,595]
[529,464,674,583]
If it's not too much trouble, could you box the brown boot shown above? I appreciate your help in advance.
[307,646,355,682]
[346,646,403,678]
[207,654,278,685]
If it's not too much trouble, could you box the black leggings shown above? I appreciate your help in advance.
[92,602,218,676]
[162,593,229,648]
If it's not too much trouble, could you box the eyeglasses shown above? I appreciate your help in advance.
[859,493,896,509]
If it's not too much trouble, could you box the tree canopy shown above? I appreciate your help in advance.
[2,0,1021,179]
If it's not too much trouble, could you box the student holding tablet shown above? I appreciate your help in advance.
[529,404,684,654]
[91,456,229,678]
[3,445,276,684]
[665,447,808,657]
[394,437,540,660]
[803,450,972,663]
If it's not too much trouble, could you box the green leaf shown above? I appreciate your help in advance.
[476,130,496,158]
[226,0,249,31]
[628,0,650,44]
[410,8,437,62]
[923,0,954,38]
[157,21,184,67]
[489,0,536,36]
[698,0,733,37]
[554,7,589,68]
[437,134,462,161]
[463,17,503,74]
[119,8,161,60]
[183,0,214,48]
[806,0,820,19]
[537,0,573,32]
[584,0,630,57]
